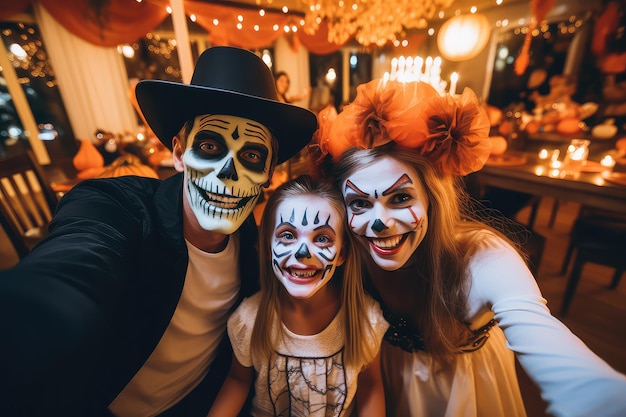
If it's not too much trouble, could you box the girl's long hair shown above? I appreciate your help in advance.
[251,174,378,369]
[331,144,522,364]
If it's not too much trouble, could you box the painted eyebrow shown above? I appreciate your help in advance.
[198,116,230,130]
[314,223,336,235]
[276,220,295,229]
[382,174,413,196]
[344,179,369,197]
[244,122,271,143]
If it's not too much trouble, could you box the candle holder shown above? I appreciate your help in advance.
[562,139,590,175]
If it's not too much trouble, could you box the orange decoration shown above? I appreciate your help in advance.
[556,118,582,135]
[73,139,104,173]
[98,154,159,179]
[514,0,557,76]
[489,136,508,155]
[498,119,514,136]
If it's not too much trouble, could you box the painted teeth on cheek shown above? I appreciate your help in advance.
[372,235,402,249]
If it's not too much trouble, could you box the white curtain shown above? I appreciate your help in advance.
[33,2,138,141]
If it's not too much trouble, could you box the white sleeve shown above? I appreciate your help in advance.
[226,295,259,368]
[468,235,626,417]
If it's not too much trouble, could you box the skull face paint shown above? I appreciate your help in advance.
[272,196,344,299]
[341,155,428,271]
[182,114,273,234]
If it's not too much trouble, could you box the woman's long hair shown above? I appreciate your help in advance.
[331,144,520,364]
[251,174,378,369]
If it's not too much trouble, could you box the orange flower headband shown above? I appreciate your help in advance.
[312,79,492,176]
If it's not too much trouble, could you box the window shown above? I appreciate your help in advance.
[0,20,74,159]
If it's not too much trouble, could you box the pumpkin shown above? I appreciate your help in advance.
[489,136,508,156]
[556,118,582,135]
[98,154,159,179]
[73,139,104,172]
[76,166,105,179]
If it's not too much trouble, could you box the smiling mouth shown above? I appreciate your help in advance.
[286,267,320,283]
[368,233,410,255]
[193,183,254,210]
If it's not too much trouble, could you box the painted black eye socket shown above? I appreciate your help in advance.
[389,192,415,206]
[192,132,227,159]
[347,198,372,213]
[238,144,269,173]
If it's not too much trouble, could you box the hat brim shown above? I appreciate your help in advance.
[136,80,317,164]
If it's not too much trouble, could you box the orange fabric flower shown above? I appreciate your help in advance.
[323,79,439,158]
[418,87,492,175]
[314,79,492,176]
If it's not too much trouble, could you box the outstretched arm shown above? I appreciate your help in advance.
[356,352,386,417]
[207,356,254,417]
[469,236,626,417]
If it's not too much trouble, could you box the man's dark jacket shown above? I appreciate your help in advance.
[0,173,260,416]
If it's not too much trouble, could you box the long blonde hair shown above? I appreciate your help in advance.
[331,144,521,364]
[252,174,378,370]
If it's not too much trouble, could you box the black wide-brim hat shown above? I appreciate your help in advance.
[135,46,317,164]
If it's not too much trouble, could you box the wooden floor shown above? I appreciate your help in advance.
[1,189,625,415]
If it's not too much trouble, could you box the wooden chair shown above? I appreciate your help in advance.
[559,212,626,316]
[0,151,58,259]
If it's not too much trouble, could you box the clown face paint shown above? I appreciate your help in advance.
[182,114,273,234]
[272,196,344,299]
[341,155,428,271]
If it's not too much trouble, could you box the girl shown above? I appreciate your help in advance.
[311,78,626,417]
[207,175,389,417]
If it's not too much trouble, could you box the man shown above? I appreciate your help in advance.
[0,46,317,417]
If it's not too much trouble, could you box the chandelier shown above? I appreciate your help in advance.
[301,0,454,47]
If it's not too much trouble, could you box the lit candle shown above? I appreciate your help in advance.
[425,56,433,80]
[550,160,562,169]
[601,154,616,169]
[538,149,549,159]
[570,146,587,161]
[449,72,459,96]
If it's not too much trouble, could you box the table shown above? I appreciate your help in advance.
[471,152,626,214]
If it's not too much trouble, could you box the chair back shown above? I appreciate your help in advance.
[0,151,58,259]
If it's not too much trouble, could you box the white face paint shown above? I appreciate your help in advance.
[182,114,273,234]
[271,196,345,299]
[341,155,428,271]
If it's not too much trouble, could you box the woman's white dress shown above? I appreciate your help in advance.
[380,234,626,417]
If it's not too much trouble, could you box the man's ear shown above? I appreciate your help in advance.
[171,136,185,172]
[262,162,276,188]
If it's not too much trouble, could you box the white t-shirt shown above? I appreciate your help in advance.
[109,234,241,417]
[228,292,389,417]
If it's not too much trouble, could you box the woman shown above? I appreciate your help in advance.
[275,71,310,104]
[311,78,626,417]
